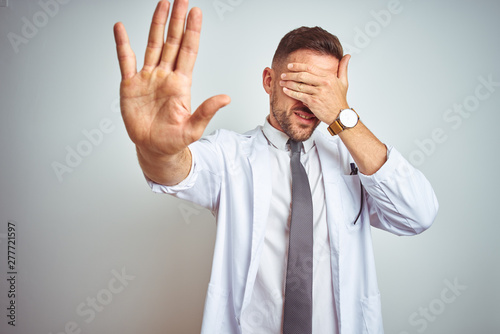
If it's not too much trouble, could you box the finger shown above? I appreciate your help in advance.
[160,0,189,71]
[338,54,351,86]
[143,1,171,72]
[113,22,137,80]
[176,7,202,75]
[189,94,231,137]
[280,71,322,86]
[279,80,315,94]
[282,87,309,104]
[286,63,324,76]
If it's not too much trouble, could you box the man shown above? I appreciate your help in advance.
[113,1,438,333]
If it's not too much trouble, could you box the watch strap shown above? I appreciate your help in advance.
[328,108,358,136]
[327,121,343,136]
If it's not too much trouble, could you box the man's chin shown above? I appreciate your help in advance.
[271,108,320,141]
[288,122,319,142]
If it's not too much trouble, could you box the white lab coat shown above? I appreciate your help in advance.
[148,126,438,334]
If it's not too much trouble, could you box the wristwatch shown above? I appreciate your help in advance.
[327,108,359,136]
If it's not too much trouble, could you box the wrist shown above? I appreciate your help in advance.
[327,107,359,136]
[137,145,185,165]
[137,146,192,186]
[325,103,350,124]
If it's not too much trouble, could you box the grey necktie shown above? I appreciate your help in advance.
[283,139,313,334]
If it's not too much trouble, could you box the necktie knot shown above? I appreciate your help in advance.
[288,139,302,155]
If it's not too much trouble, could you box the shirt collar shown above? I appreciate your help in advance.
[262,116,315,153]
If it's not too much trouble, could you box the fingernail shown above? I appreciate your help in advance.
[281,73,286,79]
[288,63,293,69]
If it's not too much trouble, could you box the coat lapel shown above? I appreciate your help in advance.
[315,133,343,329]
[240,127,273,313]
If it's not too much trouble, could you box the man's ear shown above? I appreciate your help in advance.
[262,67,274,95]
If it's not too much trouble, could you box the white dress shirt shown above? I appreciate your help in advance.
[240,118,339,334]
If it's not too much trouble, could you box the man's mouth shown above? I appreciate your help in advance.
[295,113,315,120]
[293,107,316,121]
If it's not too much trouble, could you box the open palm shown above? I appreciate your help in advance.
[114,0,230,156]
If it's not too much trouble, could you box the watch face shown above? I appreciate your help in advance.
[339,109,358,128]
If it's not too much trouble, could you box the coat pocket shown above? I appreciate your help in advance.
[361,293,384,334]
[201,283,230,334]
[340,174,364,230]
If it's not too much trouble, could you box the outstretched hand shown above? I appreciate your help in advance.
[113,0,230,157]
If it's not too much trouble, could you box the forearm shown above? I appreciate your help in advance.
[137,146,192,186]
[338,121,387,175]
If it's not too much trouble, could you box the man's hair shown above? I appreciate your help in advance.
[272,26,343,68]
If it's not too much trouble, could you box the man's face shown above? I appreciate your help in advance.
[267,49,340,142]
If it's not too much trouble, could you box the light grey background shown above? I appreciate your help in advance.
[1,0,499,333]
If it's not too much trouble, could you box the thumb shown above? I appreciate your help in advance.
[338,54,351,86]
[189,94,231,136]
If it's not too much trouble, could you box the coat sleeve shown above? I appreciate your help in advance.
[358,146,439,236]
[145,131,224,213]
